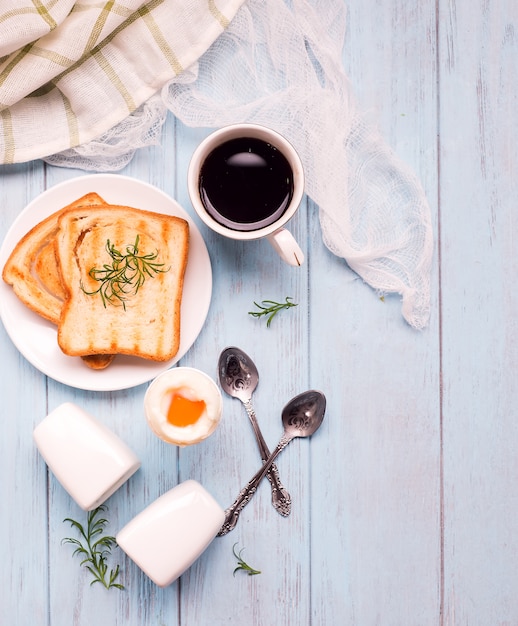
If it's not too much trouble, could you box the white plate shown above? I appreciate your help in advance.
[0,174,212,391]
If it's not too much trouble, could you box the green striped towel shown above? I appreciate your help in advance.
[0,0,244,164]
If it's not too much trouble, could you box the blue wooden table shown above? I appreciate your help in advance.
[1,0,518,624]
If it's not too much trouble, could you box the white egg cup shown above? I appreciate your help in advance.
[116,480,224,587]
[33,402,141,511]
[144,367,223,447]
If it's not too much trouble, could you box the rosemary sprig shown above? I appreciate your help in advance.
[62,505,124,590]
[248,297,298,327]
[232,543,261,576]
[81,235,169,309]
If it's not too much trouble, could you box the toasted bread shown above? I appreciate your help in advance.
[55,205,189,362]
[33,239,67,301]
[3,208,68,324]
[2,193,115,369]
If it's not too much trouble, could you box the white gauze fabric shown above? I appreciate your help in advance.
[46,0,434,330]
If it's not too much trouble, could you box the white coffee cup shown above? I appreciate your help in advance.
[187,124,305,266]
[33,402,141,511]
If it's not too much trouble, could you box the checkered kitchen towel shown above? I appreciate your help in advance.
[0,0,244,164]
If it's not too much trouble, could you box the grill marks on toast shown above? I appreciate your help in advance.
[56,205,189,363]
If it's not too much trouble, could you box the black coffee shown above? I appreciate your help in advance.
[199,137,293,231]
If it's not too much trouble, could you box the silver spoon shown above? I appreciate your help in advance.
[218,390,326,536]
[218,347,291,516]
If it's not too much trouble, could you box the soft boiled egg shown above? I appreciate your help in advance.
[144,367,222,447]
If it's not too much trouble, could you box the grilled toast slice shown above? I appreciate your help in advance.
[33,238,67,301]
[55,205,189,362]
[4,208,68,324]
[2,193,115,369]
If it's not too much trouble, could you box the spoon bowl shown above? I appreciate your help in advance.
[281,389,326,438]
[218,389,326,535]
[218,347,291,516]
[218,347,259,403]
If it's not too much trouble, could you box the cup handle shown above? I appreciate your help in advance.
[267,229,304,266]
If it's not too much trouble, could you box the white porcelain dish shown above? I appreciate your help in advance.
[0,174,212,391]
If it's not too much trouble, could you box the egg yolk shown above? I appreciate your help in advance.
[166,393,206,427]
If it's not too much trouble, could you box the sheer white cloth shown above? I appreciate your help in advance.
[7,0,433,329]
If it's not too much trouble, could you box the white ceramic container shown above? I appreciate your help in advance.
[33,402,141,510]
[116,480,225,587]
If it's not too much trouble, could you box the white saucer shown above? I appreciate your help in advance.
[0,174,212,391]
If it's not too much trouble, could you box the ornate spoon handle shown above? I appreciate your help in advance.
[218,433,293,536]
[243,400,291,516]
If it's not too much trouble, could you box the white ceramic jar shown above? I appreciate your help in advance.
[33,402,141,511]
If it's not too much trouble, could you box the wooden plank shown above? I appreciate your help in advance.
[307,0,441,623]
[438,0,518,623]
[40,120,185,624]
[0,163,50,621]
[172,121,313,624]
